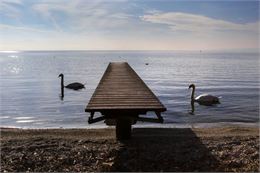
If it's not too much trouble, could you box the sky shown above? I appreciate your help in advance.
[0,0,259,51]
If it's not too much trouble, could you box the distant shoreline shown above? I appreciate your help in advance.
[0,49,259,53]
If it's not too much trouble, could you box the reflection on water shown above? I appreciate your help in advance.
[10,66,21,74]
[189,101,195,115]
[13,117,34,120]
[59,94,64,101]
[0,51,259,128]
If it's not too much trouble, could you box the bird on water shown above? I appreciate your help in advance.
[189,84,220,106]
[58,73,85,90]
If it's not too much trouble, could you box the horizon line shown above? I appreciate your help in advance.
[0,48,259,52]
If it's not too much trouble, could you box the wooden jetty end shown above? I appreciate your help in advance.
[85,62,166,139]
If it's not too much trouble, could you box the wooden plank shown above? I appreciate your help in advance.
[90,98,158,101]
[85,62,166,113]
[87,106,165,109]
[87,102,161,106]
[91,95,155,98]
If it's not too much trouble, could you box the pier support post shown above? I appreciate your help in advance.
[116,118,132,140]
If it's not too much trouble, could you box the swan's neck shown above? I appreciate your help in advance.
[60,76,64,98]
[191,86,195,101]
[60,76,64,88]
[190,101,195,114]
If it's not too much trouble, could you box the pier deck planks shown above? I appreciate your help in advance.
[85,62,166,113]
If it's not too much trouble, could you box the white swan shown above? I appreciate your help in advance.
[189,84,220,106]
[58,73,85,90]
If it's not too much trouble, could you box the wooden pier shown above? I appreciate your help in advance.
[85,62,166,139]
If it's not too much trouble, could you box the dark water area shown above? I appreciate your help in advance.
[0,50,259,128]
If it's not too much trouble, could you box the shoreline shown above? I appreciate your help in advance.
[1,126,259,172]
[1,121,259,130]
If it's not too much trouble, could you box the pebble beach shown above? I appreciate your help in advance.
[1,127,259,172]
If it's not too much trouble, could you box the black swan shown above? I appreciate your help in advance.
[58,73,85,90]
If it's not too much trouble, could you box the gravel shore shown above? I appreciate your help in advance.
[1,127,259,172]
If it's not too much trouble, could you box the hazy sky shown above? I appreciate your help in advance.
[0,0,259,51]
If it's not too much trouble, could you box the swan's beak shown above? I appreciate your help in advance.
[188,84,194,89]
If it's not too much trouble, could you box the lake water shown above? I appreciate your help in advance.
[0,51,259,128]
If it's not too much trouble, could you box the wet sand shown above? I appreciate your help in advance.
[1,127,259,172]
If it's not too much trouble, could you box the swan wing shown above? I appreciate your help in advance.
[65,82,85,90]
[195,94,219,104]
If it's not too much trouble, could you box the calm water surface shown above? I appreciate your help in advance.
[0,51,259,128]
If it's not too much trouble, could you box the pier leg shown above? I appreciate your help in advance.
[116,118,132,140]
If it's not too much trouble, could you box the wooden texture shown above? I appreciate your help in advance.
[85,62,166,113]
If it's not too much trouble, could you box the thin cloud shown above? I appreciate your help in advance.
[0,0,23,19]
[0,24,54,33]
[0,0,22,5]
[31,0,133,32]
[141,12,259,33]
[32,2,67,32]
